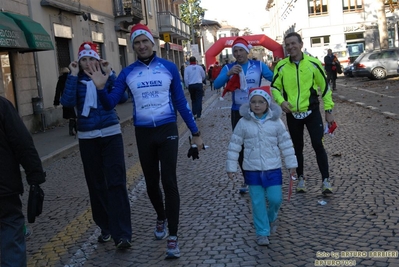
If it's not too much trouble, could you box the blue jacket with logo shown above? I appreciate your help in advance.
[98,55,198,134]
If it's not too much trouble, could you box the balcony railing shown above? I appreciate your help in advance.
[157,11,190,40]
[114,0,143,20]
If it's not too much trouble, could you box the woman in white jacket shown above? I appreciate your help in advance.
[226,86,297,246]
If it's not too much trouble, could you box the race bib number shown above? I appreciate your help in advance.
[292,110,312,119]
[234,90,248,105]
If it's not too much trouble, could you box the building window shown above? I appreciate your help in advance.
[308,0,328,16]
[388,28,395,48]
[342,0,363,12]
[311,36,330,47]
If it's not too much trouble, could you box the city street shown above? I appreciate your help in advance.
[336,75,399,118]
[18,80,399,266]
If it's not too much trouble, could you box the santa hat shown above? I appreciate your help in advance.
[248,86,272,106]
[222,71,248,97]
[130,23,155,44]
[232,37,252,53]
[78,42,100,61]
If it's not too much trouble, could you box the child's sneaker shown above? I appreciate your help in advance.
[154,220,169,240]
[165,236,180,259]
[270,219,279,234]
[256,235,270,246]
[239,183,249,194]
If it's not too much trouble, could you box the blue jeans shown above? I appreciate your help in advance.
[188,83,204,118]
[248,185,282,236]
[0,195,27,267]
[79,134,132,245]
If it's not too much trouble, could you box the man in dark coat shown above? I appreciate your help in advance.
[0,96,46,267]
[324,49,338,90]
[53,67,77,135]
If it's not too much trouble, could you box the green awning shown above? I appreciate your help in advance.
[3,12,54,51]
[0,12,29,50]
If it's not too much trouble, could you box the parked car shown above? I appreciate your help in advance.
[344,63,354,77]
[352,48,399,80]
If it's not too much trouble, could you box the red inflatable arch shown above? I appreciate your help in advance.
[205,35,284,69]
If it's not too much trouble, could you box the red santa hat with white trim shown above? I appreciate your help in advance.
[248,86,272,106]
[78,42,100,61]
[232,37,253,53]
[130,23,155,44]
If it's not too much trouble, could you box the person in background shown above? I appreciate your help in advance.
[61,42,132,250]
[88,23,204,259]
[53,67,77,136]
[184,56,206,120]
[214,37,274,194]
[180,63,185,86]
[212,61,222,94]
[271,32,335,195]
[0,96,46,267]
[200,63,207,86]
[226,86,297,246]
[324,49,338,91]
[208,65,214,90]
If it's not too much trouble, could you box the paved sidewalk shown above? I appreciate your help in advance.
[25,83,399,266]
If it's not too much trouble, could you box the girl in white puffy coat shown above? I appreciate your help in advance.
[226,86,297,246]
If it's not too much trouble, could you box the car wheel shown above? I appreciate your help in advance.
[371,67,386,80]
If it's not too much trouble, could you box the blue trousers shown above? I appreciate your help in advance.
[0,195,26,267]
[79,134,132,245]
[248,185,282,236]
[188,83,204,118]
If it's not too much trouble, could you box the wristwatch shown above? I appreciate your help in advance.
[325,109,333,114]
[192,131,201,137]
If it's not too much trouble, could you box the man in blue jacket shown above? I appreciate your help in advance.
[87,23,204,259]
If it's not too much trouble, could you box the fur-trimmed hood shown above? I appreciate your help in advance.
[239,101,282,122]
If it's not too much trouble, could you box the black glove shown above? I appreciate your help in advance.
[27,184,44,223]
[187,145,199,160]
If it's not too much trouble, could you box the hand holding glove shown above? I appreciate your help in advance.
[187,136,205,160]
[27,184,44,223]
[187,144,199,160]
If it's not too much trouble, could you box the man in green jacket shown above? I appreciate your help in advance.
[271,32,335,194]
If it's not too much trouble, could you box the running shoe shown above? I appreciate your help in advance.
[322,178,333,194]
[154,220,169,240]
[97,234,111,243]
[296,175,307,193]
[165,236,180,259]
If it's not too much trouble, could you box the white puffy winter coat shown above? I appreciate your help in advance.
[226,102,298,173]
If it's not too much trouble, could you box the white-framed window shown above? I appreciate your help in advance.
[308,0,328,16]
[342,0,363,12]
[311,36,330,47]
